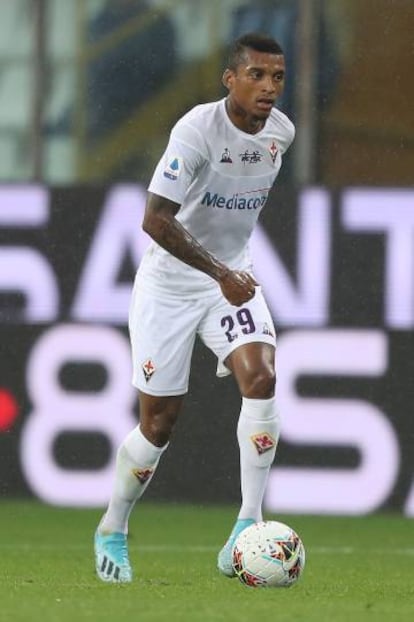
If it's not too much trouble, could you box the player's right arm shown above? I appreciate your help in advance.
[143,192,257,306]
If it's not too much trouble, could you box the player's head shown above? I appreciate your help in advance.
[222,33,285,127]
[226,33,284,72]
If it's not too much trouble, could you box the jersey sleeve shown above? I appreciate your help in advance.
[148,121,207,205]
[277,113,296,155]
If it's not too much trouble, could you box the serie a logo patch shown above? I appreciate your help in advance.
[251,432,276,455]
[163,156,182,180]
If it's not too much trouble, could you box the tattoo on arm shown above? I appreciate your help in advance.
[155,216,228,282]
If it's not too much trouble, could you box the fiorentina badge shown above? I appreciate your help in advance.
[132,467,154,484]
[269,140,278,163]
[251,432,277,455]
[142,358,156,382]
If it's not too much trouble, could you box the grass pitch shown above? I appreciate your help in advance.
[1,501,413,622]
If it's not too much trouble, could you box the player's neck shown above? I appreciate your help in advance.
[225,98,265,135]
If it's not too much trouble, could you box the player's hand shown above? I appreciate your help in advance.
[218,270,258,306]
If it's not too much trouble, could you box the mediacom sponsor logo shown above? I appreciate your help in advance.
[201,191,267,210]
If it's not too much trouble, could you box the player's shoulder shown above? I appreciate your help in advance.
[267,107,296,150]
[176,100,222,128]
[170,100,222,153]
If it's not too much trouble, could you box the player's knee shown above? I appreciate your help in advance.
[241,368,276,399]
[140,409,179,447]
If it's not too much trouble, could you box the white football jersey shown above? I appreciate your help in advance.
[138,98,295,297]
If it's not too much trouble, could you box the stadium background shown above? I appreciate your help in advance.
[0,0,413,517]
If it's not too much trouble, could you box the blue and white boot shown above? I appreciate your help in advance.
[94,531,132,583]
[217,518,255,577]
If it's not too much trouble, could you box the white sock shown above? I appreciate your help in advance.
[99,426,168,534]
[236,396,280,522]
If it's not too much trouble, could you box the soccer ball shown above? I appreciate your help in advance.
[232,520,305,588]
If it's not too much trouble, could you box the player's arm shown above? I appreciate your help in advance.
[143,192,257,306]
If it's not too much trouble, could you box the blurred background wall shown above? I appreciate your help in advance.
[0,0,413,186]
[1,0,414,515]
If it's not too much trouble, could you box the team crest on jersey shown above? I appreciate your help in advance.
[163,156,182,180]
[142,358,156,382]
[132,467,154,484]
[269,140,278,163]
[220,148,232,163]
[251,432,277,455]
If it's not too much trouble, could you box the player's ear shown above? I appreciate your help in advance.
[222,68,234,90]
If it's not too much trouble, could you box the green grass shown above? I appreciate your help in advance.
[1,501,413,622]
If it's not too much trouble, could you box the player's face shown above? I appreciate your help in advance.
[224,49,285,131]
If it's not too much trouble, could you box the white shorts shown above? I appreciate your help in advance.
[129,282,276,396]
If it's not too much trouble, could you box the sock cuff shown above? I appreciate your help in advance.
[123,426,168,463]
[241,396,278,421]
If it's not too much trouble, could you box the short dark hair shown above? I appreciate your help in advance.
[227,32,284,71]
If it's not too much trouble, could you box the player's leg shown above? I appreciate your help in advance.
[229,342,279,518]
[95,283,200,583]
[95,392,184,583]
[217,342,279,575]
[199,287,279,576]
[98,392,184,535]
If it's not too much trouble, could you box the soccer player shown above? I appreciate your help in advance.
[95,32,295,583]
